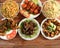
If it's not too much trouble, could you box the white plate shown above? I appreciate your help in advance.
[41,18,60,40]
[18,18,40,40]
[20,0,42,19]
[0,18,17,40]
[0,30,17,40]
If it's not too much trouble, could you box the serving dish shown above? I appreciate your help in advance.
[42,0,60,19]
[41,18,60,40]
[0,18,17,40]
[18,18,40,40]
[20,0,42,19]
[0,0,19,19]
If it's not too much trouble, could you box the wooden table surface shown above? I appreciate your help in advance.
[0,0,60,48]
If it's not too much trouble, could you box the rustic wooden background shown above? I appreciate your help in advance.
[0,0,60,48]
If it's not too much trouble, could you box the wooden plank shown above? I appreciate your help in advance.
[0,0,60,48]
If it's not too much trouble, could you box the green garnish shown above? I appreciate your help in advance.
[32,0,38,4]
[5,28,11,32]
[47,23,56,32]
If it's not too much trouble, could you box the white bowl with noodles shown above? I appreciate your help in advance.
[41,18,60,40]
[0,18,17,40]
[20,0,42,19]
[42,0,60,19]
[0,0,19,19]
[18,18,40,40]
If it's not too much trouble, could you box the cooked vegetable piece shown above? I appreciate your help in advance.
[25,0,29,4]
[29,1,34,6]
[20,10,30,18]
[22,3,27,9]
[34,9,39,14]
[7,30,16,39]
[30,8,34,13]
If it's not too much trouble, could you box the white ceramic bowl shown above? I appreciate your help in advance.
[42,0,60,19]
[41,18,60,40]
[0,1,19,19]
[18,18,40,40]
[20,0,42,19]
[0,18,17,40]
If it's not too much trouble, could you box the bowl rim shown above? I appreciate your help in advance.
[41,18,60,40]
[18,18,41,40]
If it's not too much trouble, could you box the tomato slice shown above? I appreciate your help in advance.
[7,30,17,40]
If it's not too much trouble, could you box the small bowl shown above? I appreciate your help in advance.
[41,18,60,40]
[0,18,17,40]
[20,0,42,19]
[18,18,40,40]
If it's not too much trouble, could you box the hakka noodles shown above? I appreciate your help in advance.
[42,0,60,19]
[1,0,19,19]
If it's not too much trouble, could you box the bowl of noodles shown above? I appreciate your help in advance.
[42,0,60,19]
[0,0,19,19]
